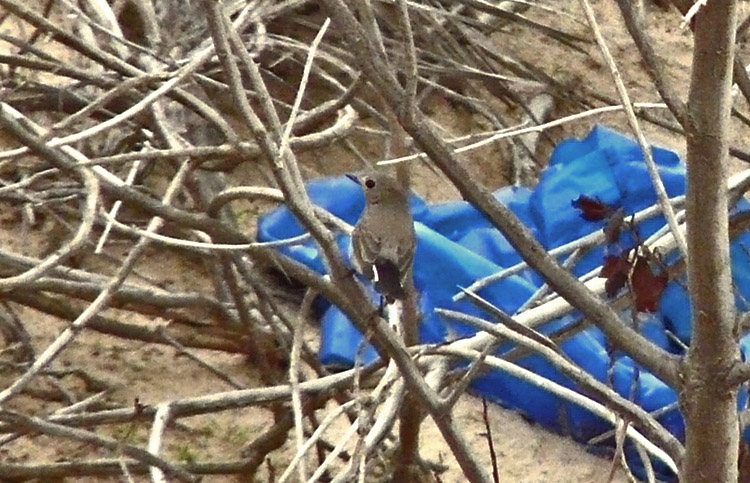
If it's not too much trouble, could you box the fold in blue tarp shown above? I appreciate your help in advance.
[257,125,750,480]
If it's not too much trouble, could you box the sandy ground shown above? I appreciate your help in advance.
[4,0,749,481]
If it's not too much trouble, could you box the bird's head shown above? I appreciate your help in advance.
[346,172,408,207]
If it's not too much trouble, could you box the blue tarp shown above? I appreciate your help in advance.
[257,125,750,479]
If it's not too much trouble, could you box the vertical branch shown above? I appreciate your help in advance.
[353,0,389,66]
[278,18,331,162]
[148,404,172,483]
[396,0,417,114]
[681,1,740,482]
[290,298,308,482]
[613,0,689,126]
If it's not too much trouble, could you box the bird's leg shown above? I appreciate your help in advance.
[378,295,385,317]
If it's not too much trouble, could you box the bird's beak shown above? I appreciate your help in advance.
[345,173,359,184]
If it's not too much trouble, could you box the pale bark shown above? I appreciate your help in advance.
[681,1,740,482]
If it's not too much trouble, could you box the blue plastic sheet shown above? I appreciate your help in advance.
[256,125,750,480]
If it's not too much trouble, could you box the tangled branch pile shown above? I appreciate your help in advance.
[1,0,738,481]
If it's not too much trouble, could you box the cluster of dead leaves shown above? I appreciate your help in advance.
[571,195,669,313]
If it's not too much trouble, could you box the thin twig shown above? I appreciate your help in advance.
[378,103,669,166]
[148,404,172,483]
[579,0,688,258]
[290,289,316,482]
[278,18,331,162]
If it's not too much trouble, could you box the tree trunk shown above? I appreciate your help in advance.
[681,1,740,482]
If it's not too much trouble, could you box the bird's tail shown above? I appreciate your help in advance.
[373,259,407,301]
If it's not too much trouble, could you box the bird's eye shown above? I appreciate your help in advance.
[365,178,376,189]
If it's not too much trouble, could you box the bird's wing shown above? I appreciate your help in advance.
[351,226,380,277]
[394,227,416,285]
[397,239,415,283]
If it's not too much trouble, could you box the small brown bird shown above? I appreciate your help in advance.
[347,172,416,302]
